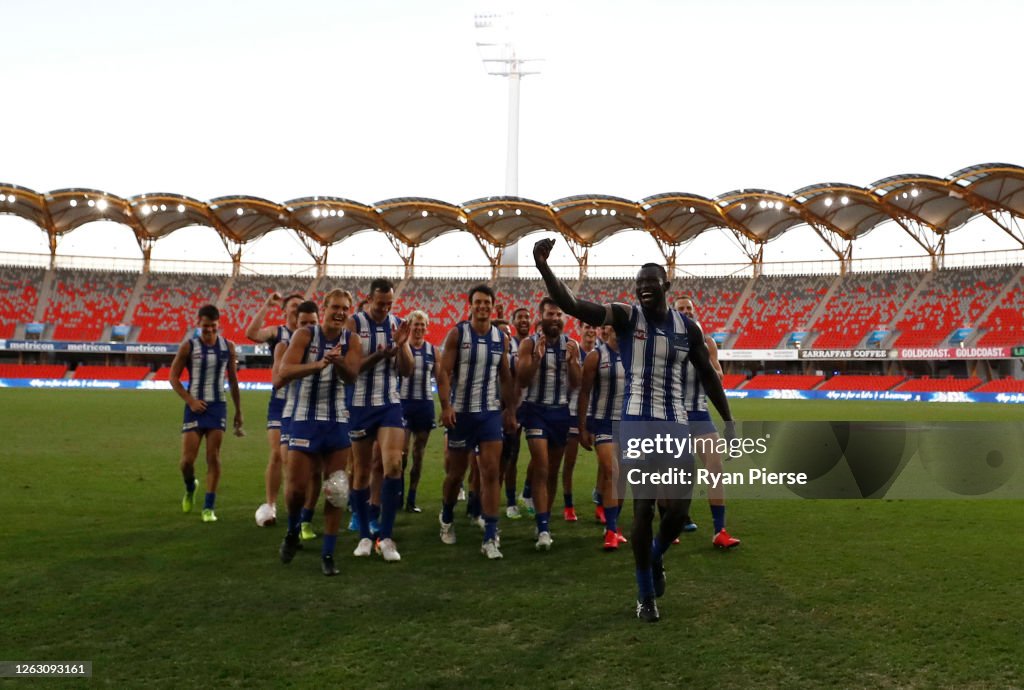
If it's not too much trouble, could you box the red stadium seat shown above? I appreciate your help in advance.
[45,269,135,341]
[895,376,982,393]
[237,368,273,383]
[0,363,67,379]
[743,374,824,390]
[73,365,150,380]
[817,375,905,391]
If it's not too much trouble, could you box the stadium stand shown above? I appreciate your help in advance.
[73,365,150,380]
[974,378,1024,393]
[731,274,834,349]
[132,272,224,343]
[892,265,1018,348]
[153,366,183,381]
[393,278,487,344]
[0,363,67,379]
[237,368,273,383]
[0,265,45,339]
[722,373,747,389]
[743,374,825,390]
[894,376,982,392]
[809,271,920,349]
[44,268,136,341]
[975,273,1024,347]
[219,274,313,344]
[817,375,906,391]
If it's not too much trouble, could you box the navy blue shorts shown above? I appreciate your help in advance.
[402,399,435,434]
[266,396,286,430]
[686,409,719,437]
[521,402,571,447]
[348,403,405,441]
[568,414,580,438]
[447,410,503,450]
[182,401,227,434]
[588,417,616,446]
[279,417,292,447]
[288,420,351,454]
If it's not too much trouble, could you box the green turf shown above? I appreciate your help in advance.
[1,391,1021,688]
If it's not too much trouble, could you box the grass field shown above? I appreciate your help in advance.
[2,390,1022,688]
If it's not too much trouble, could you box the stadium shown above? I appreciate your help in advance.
[3,2,1023,688]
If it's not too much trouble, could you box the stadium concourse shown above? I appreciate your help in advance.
[1,162,1023,393]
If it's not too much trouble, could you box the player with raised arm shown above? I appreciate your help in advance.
[247,292,304,527]
[276,289,361,576]
[347,279,413,562]
[675,295,740,549]
[399,310,438,514]
[533,238,733,622]
[562,320,598,522]
[577,324,627,550]
[516,297,582,550]
[170,304,243,524]
[436,285,517,559]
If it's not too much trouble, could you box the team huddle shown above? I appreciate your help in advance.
[169,238,741,622]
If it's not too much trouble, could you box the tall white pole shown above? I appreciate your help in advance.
[505,66,520,196]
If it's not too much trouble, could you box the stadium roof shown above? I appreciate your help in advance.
[3,163,1023,271]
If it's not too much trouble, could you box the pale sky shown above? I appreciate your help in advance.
[2,0,1022,273]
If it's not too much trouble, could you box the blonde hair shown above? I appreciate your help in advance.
[406,309,429,325]
[324,288,353,307]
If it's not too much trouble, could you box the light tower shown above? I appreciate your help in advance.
[474,9,542,274]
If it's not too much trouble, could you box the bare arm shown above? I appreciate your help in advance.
[335,332,362,384]
[685,317,732,423]
[576,349,600,450]
[245,293,281,343]
[566,339,582,390]
[169,341,203,411]
[278,328,329,384]
[271,341,288,389]
[227,342,243,432]
[498,343,517,432]
[533,238,630,330]
[437,328,459,427]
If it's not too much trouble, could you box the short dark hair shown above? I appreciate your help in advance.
[370,278,395,294]
[198,304,219,321]
[283,293,304,307]
[639,263,668,281]
[297,300,319,315]
[539,296,559,312]
[467,284,495,303]
[357,299,369,313]
[512,307,530,318]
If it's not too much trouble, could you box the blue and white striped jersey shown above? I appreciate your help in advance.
[351,312,403,408]
[589,342,624,421]
[524,333,571,407]
[450,321,506,414]
[289,325,351,423]
[187,335,231,403]
[269,325,293,401]
[616,304,692,421]
[399,341,436,402]
[567,344,589,417]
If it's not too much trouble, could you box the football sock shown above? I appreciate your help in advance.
[468,492,481,518]
[287,511,301,536]
[483,515,498,542]
[652,536,669,561]
[505,486,516,507]
[406,489,417,508]
[522,480,532,499]
[564,492,574,509]
[300,507,314,524]
[203,492,215,510]
[441,502,455,524]
[604,505,619,533]
[636,568,655,600]
[536,512,550,534]
[368,503,381,523]
[711,504,726,533]
[379,477,402,539]
[352,488,371,540]
[594,490,602,505]
[322,534,337,557]
[184,477,196,493]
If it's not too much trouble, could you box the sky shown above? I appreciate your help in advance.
[1,0,1022,273]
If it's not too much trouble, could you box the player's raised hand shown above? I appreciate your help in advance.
[393,320,411,346]
[533,238,556,266]
[265,291,282,307]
